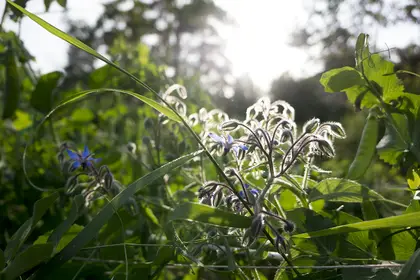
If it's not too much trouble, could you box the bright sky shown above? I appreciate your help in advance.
[2,0,420,92]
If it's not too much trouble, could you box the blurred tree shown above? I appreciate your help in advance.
[269,72,350,123]
[290,0,419,59]
[213,73,260,119]
[63,0,232,91]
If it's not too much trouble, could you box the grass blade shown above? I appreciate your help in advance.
[293,212,420,239]
[168,202,252,228]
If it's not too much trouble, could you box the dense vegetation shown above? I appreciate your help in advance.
[1,1,420,279]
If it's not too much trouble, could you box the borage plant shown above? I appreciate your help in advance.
[5,1,420,279]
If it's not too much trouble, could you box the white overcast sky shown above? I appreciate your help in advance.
[2,0,420,92]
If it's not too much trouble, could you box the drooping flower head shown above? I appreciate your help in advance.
[208,133,248,156]
[67,145,100,171]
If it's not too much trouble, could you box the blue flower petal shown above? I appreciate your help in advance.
[238,190,244,198]
[238,144,248,151]
[227,135,234,144]
[67,149,80,160]
[250,189,259,196]
[209,132,225,144]
[71,161,81,170]
[82,145,90,158]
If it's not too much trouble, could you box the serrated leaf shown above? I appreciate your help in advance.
[30,71,63,114]
[4,192,59,262]
[168,202,252,228]
[347,113,379,180]
[293,211,420,239]
[309,178,383,203]
[32,150,203,278]
[4,243,54,280]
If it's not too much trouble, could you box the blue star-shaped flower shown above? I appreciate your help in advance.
[67,145,100,171]
[239,184,259,198]
[208,133,248,156]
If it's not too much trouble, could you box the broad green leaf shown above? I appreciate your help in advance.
[48,194,84,250]
[320,66,365,93]
[168,202,252,228]
[6,0,181,122]
[30,71,63,114]
[293,211,420,239]
[396,248,420,280]
[362,199,401,260]
[0,248,4,270]
[347,113,379,180]
[4,243,54,280]
[320,210,376,259]
[308,178,383,203]
[4,192,59,262]
[362,54,405,104]
[377,113,410,165]
[35,225,84,253]
[390,228,417,260]
[32,150,203,278]
[3,46,20,119]
[287,208,337,256]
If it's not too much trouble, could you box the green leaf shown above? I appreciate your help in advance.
[4,192,59,262]
[35,225,84,253]
[347,112,379,180]
[293,211,420,239]
[4,243,53,280]
[30,71,63,114]
[47,194,84,250]
[320,210,376,259]
[43,0,53,11]
[168,202,252,228]
[56,0,66,7]
[3,46,21,119]
[6,0,179,121]
[377,113,410,165]
[12,110,33,131]
[320,67,365,93]
[355,33,368,70]
[362,54,405,104]
[308,178,383,203]
[32,150,203,278]
[396,248,420,280]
